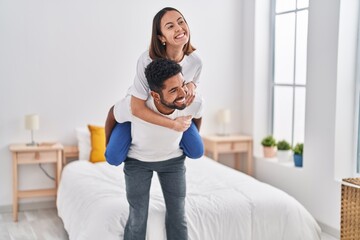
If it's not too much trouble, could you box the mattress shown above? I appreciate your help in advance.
[57,156,321,240]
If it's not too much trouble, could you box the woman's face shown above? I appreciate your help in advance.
[159,10,189,49]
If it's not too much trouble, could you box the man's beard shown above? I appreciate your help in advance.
[160,96,186,110]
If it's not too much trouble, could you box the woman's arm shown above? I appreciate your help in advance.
[185,81,196,106]
[105,105,116,146]
[131,96,192,132]
[192,117,202,131]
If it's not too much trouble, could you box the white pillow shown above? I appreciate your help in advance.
[75,127,91,161]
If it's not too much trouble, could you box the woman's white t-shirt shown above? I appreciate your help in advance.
[129,50,202,100]
[114,50,202,122]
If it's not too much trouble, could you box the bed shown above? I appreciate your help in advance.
[57,151,321,240]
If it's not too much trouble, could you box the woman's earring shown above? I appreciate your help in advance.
[162,42,166,46]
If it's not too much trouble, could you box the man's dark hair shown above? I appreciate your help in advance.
[145,58,182,93]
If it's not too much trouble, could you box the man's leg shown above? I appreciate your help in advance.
[123,158,153,240]
[180,122,204,159]
[157,156,188,240]
[105,122,132,166]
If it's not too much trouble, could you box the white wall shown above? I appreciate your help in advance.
[242,0,359,236]
[335,0,359,180]
[0,0,242,207]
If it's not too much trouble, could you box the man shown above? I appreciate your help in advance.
[113,58,203,240]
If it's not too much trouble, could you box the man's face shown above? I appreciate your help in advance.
[158,73,188,110]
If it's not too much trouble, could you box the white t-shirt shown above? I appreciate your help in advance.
[113,95,203,162]
[129,50,202,100]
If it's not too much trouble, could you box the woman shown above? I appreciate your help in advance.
[105,7,203,166]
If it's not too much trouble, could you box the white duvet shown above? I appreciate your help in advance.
[57,156,321,240]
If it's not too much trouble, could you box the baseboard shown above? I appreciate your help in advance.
[0,200,56,214]
[318,221,340,239]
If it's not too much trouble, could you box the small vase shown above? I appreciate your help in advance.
[263,146,276,158]
[277,150,292,163]
[294,154,303,167]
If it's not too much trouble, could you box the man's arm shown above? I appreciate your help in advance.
[192,117,202,131]
[105,105,116,146]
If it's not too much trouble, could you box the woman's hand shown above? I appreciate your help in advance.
[185,82,196,106]
[172,115,192,132]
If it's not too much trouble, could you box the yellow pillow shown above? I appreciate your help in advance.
[88,125,106,163]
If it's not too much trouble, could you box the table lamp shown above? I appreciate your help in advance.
[25,114,39,146]
[217,108,231,136]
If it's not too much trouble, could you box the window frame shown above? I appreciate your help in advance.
[270,0,309,146]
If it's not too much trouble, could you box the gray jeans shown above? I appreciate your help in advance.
[123,155,188,240]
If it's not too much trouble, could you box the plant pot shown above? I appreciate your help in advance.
[263,146,276,158]
[294,154,303,167]
[277,150,292,163]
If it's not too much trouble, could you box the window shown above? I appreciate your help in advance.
[271,0,309,146]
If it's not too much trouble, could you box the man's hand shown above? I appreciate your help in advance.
[172,115,192,132]
[185,82,196,106]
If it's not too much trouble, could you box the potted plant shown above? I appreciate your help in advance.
[276,140,292,163]
[261,135,277,158]
[293,143,303,167]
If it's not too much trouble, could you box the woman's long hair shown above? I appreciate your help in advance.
[149,7,196,60]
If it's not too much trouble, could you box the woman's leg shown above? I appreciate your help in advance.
[105,122,132,166]
[180,122,204,159]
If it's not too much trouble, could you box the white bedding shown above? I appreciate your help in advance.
[57,156,321,240]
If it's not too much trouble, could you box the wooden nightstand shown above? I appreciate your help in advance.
[62,145,79,165]
[9,143,63,221]
[202,135,253,175]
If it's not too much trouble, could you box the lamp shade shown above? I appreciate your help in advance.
[217,109,231,124]
[25,114,39,130]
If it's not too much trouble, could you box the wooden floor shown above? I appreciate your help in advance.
[0,208,68,240]
[0,208,338,240]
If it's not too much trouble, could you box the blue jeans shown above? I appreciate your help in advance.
[123,156,188,240]
[105,122,204,166]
